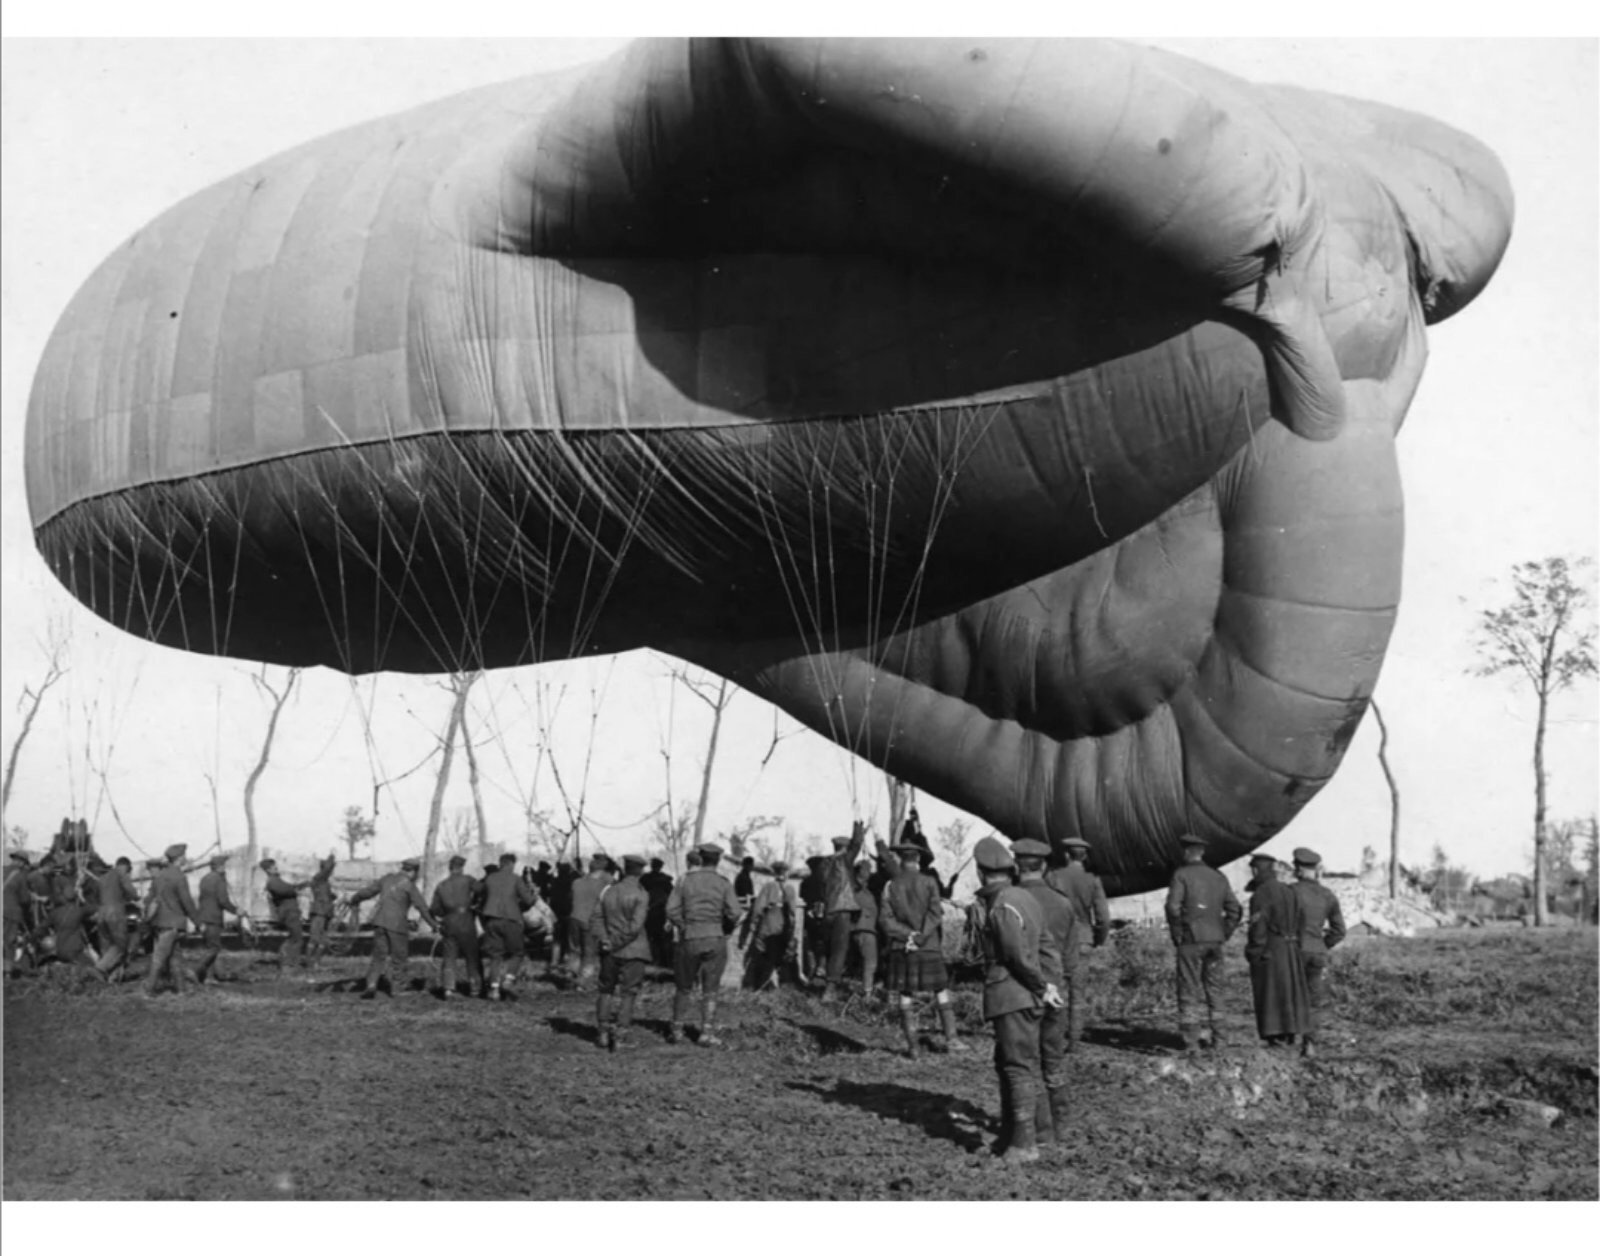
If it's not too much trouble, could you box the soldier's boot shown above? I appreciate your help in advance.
[668,992,689,1043]
[819,983,838,1005]
[596,994,614,1050]
[1046,1086,1071,1146]
[1034,1091,1055,1146]
[1179,1022,1201,1054]
[1208,1023,1227,1050]
[898,1005,920,1059]
[937,1000,970,1052]
[1300,1034,1317,1060]
[615,993,638,1050]
[990,1074,1013,1157]
[700,998,723,1047]
[1000,1113,1041,1165]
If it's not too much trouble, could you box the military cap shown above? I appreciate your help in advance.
[208,854,229,869]
[622,853,647,871]
[401,857,421,871]
[1178,834,1209,848]
[1011,839,1052,859]
[9,851,30,865]
[973,836,1015,872]
[448,855,467,868]
[890,842,925,857]
[1249,853,1279,868]
[697,842,724,860]
[1292,847,1321,867]
[589,853,610,869]
[805,855,825,867]
[1061,836,1091,851]
[164,843,187,860]
[769,860,789,876]
[258,858,277,870]
[830,835,852,850]
[146,857,166,869]
[499,853,518,866]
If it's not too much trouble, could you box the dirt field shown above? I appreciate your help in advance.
[4,925,1595,1200]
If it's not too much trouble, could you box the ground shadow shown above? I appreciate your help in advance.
[1083,1022,1187,1055]
[786,1080,991,1152]
[784,1018,873,1055]
[546,1015,603,1045]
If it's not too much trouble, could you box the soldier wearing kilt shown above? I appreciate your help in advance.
[882,841,967,1056]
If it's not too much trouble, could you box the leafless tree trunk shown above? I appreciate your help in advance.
[244,667,301,916]
[887,775,912,845]
[458,701,490,863]
[1370,700,1401,900]
[1532,679,1550,926]
[670,667,736,851]
[2,620,70,827]
[422,672,478,891]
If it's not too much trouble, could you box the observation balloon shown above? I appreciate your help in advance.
[25,39,1514,893]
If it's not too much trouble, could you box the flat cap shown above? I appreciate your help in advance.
[1011,839,1052,859]
[830,835,852,850]
[146,857,166,869]
[1249,853,1280,868]
[400,857,421,871]
[208,854,229,868]
[1292,847,1321,867]
[1178,834,1209,848]
[769,860,789,875]
[974,836,1015,872]
[1061,836,1091,851]
[163,843,187,860]
[890,842,925,857]
[258,858,277,869]
[8,851,30,865]
[448,855,466,868]
[697,843,724,860]
[623,854,647,870]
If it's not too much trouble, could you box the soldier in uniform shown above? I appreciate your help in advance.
[195,854,247,984]
[973,837,1063,1164]
[1245,853,1312,1048]
[881,838,966,1056]
[305,855,339,968]
[817,824,866,1003]
[665,842,742,1045]
[479,852,538,1001]
[1290,847,1346,1059]
[49,884,96,972]
[144,844,201,996]
[4,851,32,979]
[348,857,438,999]
[1045,835,1111,1050]
[1164,833,1243,1052]
[592,853,652,1050]
[1014,838,1078,1145]
[745,859,795,990]
[431,854,484,998]
[849,858,880,999]
[568,853,613,991]
[91,856,138,982]
[640,857,674,968]
[259,858,310,968]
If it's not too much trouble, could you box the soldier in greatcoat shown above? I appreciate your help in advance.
[144,844,201,996]
[1246,853,1312,1047]
[1290,847,1346,1059]
[195,854,247,984]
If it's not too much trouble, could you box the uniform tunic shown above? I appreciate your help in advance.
[478,869,537,965]
[1019,875,1077,1092]
[1291,879,1346,1027]
[1246,878,1311,1039]
[593,874,651,995]
[569,869,612,972]
[264,872,307,964]
[881,866,948,992]
[975,881,1055,1127]
[195,870,240,979]
[1164,861,1243,1032]
[431,871,484,990]
[144,865,200,993]
[666,867,741,994]
[351,872,431,990]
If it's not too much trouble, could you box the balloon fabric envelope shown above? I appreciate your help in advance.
[24,39,1514,894]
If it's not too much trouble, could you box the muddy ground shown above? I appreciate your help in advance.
[3,926,1595,1200]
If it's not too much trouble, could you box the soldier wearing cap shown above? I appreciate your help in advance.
[1246,853,1311,1048]
[305,855,340,969]
[1014,838,1078,1143]
[348,857,438,999]
[665,842,742,1044]
[89,855,139,982]
[431,854,484,998]
[592,853,652,1049]
[144,844,201,996]
[882,838,965,1055]
[195,854,248,984]
[1045,836,1111,1051]
[746,860,796,989]
[478,853,539,1001]
[568,853,614,992]
[640,857,675,968]
[4,852,33,979]
[973,836,1063,1164]
[1164,834,1243,1052]
[816,822,867,1003]
[1290,848,1346,1058]
[849,857,881,999]
[259,858,310,968]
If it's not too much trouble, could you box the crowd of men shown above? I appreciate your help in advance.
[4,815,1346,1165]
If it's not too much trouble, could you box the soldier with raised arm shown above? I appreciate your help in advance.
[259,858,310,969]
[1164,834,1243,1053]
[305,855,339,969]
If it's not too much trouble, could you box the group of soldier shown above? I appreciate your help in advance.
[6,818,1346,1166]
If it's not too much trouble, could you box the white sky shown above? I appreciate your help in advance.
[1,27,1596,889]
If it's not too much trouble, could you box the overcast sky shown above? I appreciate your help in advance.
[2,34,1595,888]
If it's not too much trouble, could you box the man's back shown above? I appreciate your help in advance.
[1291,881,1345,952]
[1165,863,1240,944]
[197,871,236,925]
[480,869,532,920]
[432,871,479,919]
[1019,878,1076,985]
[1048,864,1108,944]
[152,867,198,929]
[668,867,738,938]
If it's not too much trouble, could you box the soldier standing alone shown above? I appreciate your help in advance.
[1045,835,1110,1050]
[1290,847,1345,1059]
[1164,834,1243,1052]
[592,853,652,1050]
[973,837,1063,1164]
[665,842,742,1045]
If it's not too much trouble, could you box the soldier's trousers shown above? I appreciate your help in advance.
[851,930,879,988]
[278,909,305,966]
[1302,952,1329,1039]
[3,916,19,972]
[1061,961,1087,1044]
[1174,941,1226,1031]
[674,936,727,995]
[94,912,129,978]
[482,918,525,985]
[365,926,410,992]
[145,928,189,993]
[823,910,853,984]
[991,1006,1044,1128]
[1038,1002,1069,1090]
[195,923,226,981]
[306,913,332,966]
[439,922,482,992]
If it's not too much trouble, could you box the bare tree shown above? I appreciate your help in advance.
[1470,556,1597,926]
[421,671,479,891]
[340,805,376,861]
[457,698,490,862]
[2,618,71,827]
[442,807,478,857]
[717,814,783,862]
[243,666,301,916]
[669,667,737,851]
[651,802,696,877]
[1369,699,1403,899]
